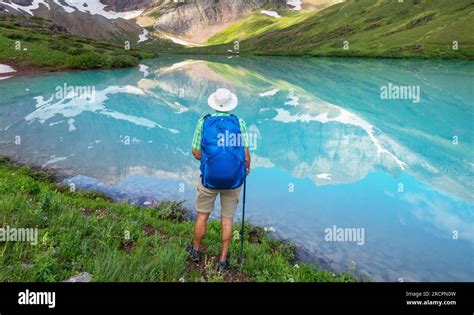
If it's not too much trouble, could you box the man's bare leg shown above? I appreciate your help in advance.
[220,216,233,261]
[193,212,210,250]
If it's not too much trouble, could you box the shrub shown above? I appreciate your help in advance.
[78,189,113,201]
[48,41,70,52]
[67,47,89,56]
[109,55,137,68]
[154,201,190,223]
[5,32,25,40]
[0,23,17,29]
[65,52,109,69]
[0,156,13,168]
[27,169,54,183]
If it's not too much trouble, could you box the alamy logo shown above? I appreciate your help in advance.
[0,225,38,245]
[18,289,56,308]
[324,225,365,246]
[55,83,95,101]
[380,82,420,103]
[217,131,258,150]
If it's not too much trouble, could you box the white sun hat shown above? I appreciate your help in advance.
[207,88,238,112]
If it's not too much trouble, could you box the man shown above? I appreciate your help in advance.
[189,88,251,271]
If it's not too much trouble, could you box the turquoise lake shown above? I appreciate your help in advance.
[0,55,473,282]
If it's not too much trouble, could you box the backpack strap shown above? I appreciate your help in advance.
[202,114,211,136]
[228,114,241,132]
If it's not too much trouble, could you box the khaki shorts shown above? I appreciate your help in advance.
[195,178,242,219]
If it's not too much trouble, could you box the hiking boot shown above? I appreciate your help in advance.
[217,259,230,272]
[187,246,201,263]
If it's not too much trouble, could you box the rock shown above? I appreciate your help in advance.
[101,0,157,12]
[70,261,82,269]
[11,0,33,6]
[19,263,32,270]
[50,24,68,33]
[63,272,92,283]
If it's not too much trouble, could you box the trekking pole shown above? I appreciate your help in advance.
[239,175,247,262]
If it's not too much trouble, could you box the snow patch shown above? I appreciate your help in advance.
[62,0,143,19]
[2,0,49,15]
[67,118,77,132]
[259,89,280,97]
[51,0,75,13]
[138,64,149,77]
[285,95,299,106]
[3,0,143,19]
[0,64,17,74]
[137,28,149,43]
[174,102,189,114]
[261,10,281,18]
[287,0,302,10]
[316,173,332,180]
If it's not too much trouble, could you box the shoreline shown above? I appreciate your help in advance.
[2,53,473,80]
[0,62,145,80]
[0,155,358,282]
[0,66,54,79]
[0,152,347,275]
[0,154,345,276]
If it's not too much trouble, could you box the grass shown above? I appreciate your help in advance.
[191,0,474,60]
[0,156,357,282]
[0,16,156,71]
[207,10,308,45]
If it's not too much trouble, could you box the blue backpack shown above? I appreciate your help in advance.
[200,114,246,189]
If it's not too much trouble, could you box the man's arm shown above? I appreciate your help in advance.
[239,118,251,175]
[245,148,251,174]
[192,148,202,161]
[191,117,204,160]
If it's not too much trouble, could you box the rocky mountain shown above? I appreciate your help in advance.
[148,0,288,44]
[0,0,285,44]
[100,0,157,12]
[0,0,145,43]
[0,1,341,46]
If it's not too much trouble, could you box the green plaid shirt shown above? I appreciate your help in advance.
[192,112,249,151]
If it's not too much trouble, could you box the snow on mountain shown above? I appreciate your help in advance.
[1,0,49,15]
[1,0,143,19]
[62,0,142,19]
[137,27,149,43]
[261,10,281,18]
[0,64,16,74]
[287,0,302,10]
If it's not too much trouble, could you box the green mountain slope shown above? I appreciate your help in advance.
[199,0,474,59]
[207,10,313,45]
[0,16,156,71]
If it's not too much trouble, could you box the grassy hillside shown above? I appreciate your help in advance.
[0,16,156,71]
[207,10,311,45]
[0,156,357,282]
[196,0,474,59]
